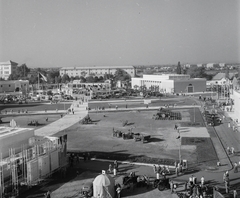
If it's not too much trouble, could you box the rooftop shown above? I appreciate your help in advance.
[0,60,18,65]
[60,66,134,70]
[0,126,33,139]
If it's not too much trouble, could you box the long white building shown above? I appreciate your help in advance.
[60,65,136,78]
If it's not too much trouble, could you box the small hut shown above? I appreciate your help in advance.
[93,171,115,198]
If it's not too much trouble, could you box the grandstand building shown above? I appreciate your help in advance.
[0,60,18,80]
[59,66,136,78]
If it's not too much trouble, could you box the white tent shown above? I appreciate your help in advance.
[93,172,115,198]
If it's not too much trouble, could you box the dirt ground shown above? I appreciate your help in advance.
[56,108,215,166]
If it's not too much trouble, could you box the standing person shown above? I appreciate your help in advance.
[175,167,179,176]
[234,162,238,173]
[116,184,121,198]
[153,165,157,174]
[83,153,86,162]
[114,160,118,171]
[225,180,229,194]
[184,181,188,191]
[189,175,193,184]
[108,164,112,173]
[225,170,229,178]
[223,172,226,183]
[192,175,196,185]
[227,147,230,155]
[87,152,91,161]
[233,189,237,198]
[201,176,205,185]
[231,147,235,155]
[174,161,177,168]
[170,180,174,194]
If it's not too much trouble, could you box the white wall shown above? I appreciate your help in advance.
[0,128,34,158]
[232,90,240,121]
[131,78,142,89]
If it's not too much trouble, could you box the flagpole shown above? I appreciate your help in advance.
[38,72,40,90]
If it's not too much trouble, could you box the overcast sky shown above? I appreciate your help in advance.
[0,0,239,68]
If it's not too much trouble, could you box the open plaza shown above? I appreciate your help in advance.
[0,92,239,198]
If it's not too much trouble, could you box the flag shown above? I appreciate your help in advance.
[39,72,47,82]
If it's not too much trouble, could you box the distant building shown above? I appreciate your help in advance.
[0,60,18,80]
[60,66,136,78]
[0,80,29,94]
[209,72,237,86]
[131,74,206,93]
[219,63,225,68]
[206,63,214,69]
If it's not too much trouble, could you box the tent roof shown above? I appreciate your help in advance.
[93,174,115,187]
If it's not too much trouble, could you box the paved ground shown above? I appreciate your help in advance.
[35,101,88,136]
[6,97,240,198]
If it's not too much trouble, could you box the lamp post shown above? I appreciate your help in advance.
[178,133,182,162]
[193,103,196,123]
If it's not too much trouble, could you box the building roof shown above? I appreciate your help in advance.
[0,126,33,139]
[0,60,18,65]
[0,80,29,84]
[212,73,236,80]
[174,78,206,82]
[60,66,134,70]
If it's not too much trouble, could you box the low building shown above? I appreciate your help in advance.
[0,126,35,159]
[0,125,68,193]
[131,74,206,93]
[0,60,18,80]
[209,72,236,85]
[60,66,136,78]
[0,80,29,94]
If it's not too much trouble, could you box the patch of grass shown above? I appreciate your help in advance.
[182,137,218,167]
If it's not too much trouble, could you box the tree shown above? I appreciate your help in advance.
[81,71,87,77]
[70,76,74,82]
[98,76,104,82]
[176,62,182,74]
[61,74,70,83]
[86,75,95,83]
[80,76,86,82]
[114,69,131,81]
[47,70,60,83]
[104,73,114,80]
[94,76,99,82]
[186,66,213,80]
[47,90,53,96]
[57,76,62,83]
[28,75,38,84]
[8,64,30,80]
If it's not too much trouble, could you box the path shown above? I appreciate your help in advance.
[35,101,88,136]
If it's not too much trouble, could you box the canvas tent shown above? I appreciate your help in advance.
[93,172,115,198]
